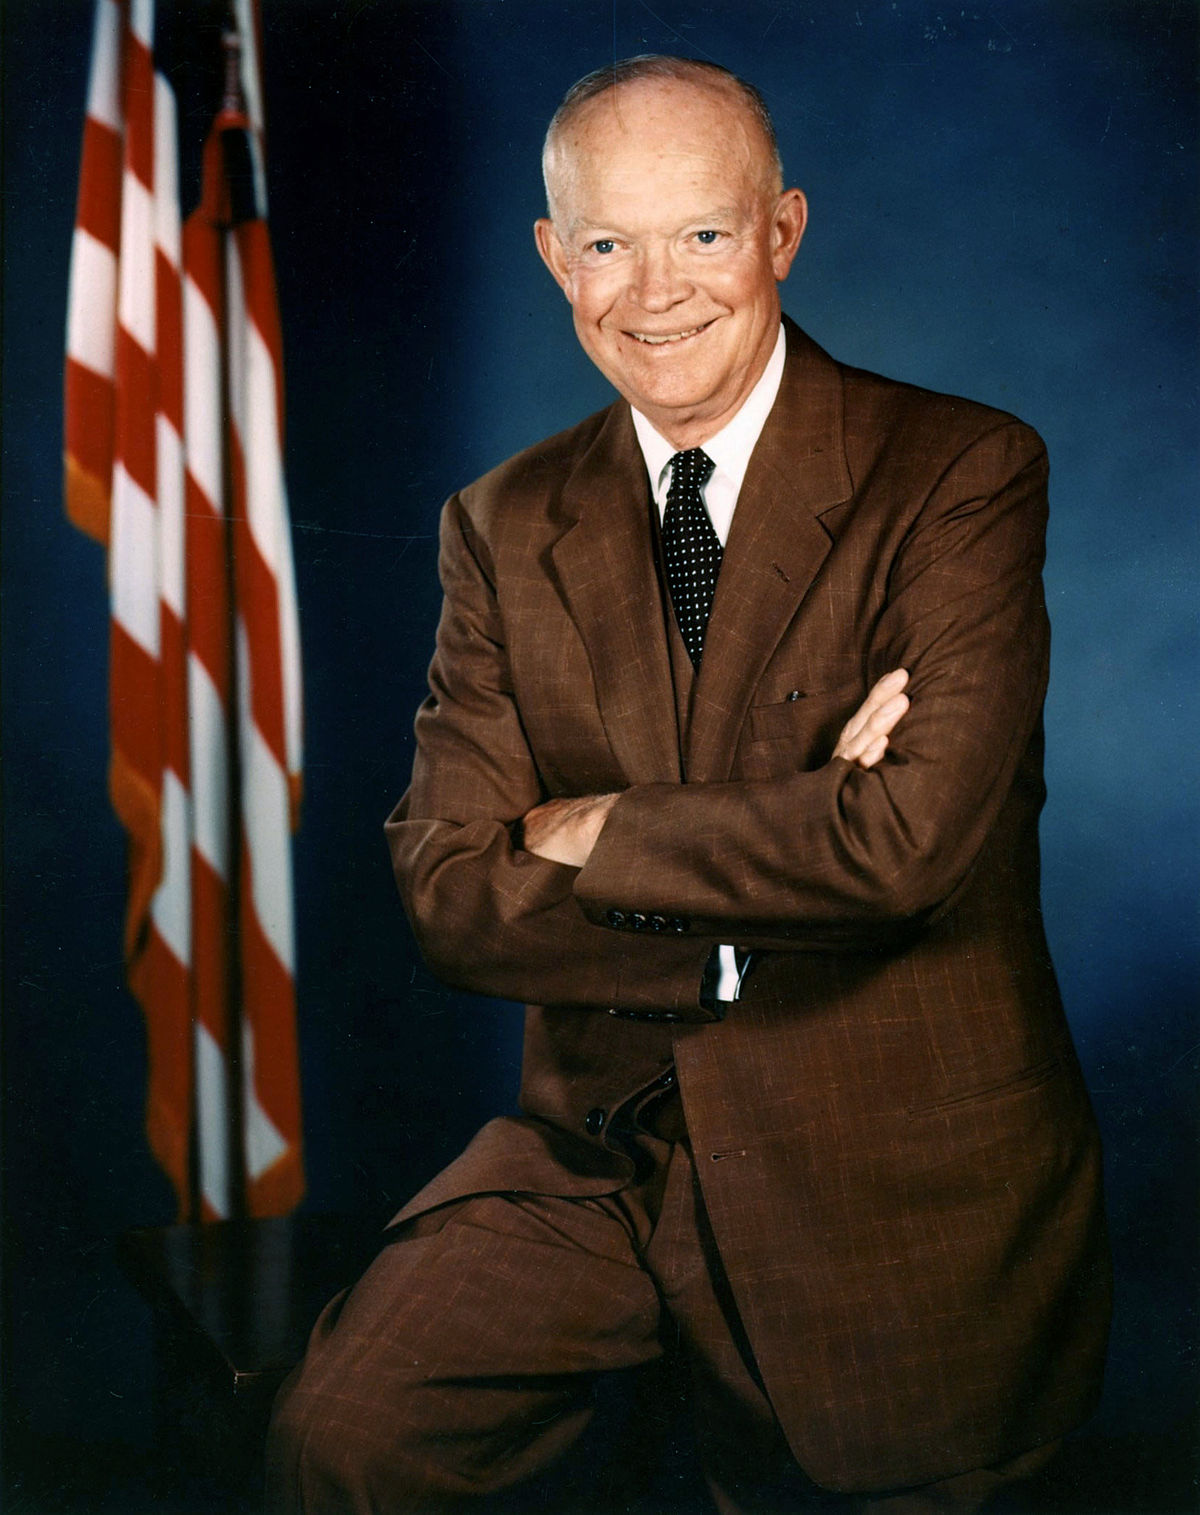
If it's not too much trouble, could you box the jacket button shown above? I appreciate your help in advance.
[584,1107,606,1136]
[787,689,801,702]
[630,912,647,931]
[606,909,627,929]
[656,1068,676,1088]
[648,914,667,931]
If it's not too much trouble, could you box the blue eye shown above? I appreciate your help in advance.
[696,229,720,244]
[592,239,615,255]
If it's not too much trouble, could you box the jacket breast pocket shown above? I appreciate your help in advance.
[745,656,866,769]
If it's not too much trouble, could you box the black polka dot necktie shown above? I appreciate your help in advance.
[662,448,720,668]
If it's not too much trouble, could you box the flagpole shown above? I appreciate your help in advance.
[218,24,249,1220]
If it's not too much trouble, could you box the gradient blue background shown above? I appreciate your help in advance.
[3,0,1196,1492]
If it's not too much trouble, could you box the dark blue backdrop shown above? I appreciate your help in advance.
[3,0,1196,1485]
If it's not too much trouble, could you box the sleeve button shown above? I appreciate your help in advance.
[606,909,627,929]
[584,1107,606,1136]
[630,912,647,931]
[648,914,667,931]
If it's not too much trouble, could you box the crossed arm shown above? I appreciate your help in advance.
[521,668,911,868]
[389,419,1050,1006]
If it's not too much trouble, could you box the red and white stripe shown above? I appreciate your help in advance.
[65,0,304,1220]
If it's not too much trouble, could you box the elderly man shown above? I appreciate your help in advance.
[268,56,1109,1514]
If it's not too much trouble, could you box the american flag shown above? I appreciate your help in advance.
[64,0,304,1220]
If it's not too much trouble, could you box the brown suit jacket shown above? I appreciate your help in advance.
[385,320,1110,1491]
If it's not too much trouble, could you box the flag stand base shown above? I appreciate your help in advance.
[117,1213,382,1503]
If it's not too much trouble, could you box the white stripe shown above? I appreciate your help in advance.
[225,258,282,571]
[242,324,287,573]
[189,655,229,881]
[183,275,223,512]
[238,624,296,973]
[86,0,123,132]
[151,770,191,966]
[228,247,304,786]
[156,415,184,619]
[110,462,160,656]
[195,1022,231,1218]
[129,0,154,49]
[117,170,156,355]
[241,1021,290,1181]
[66,228,117,378]
[153,72,180,268]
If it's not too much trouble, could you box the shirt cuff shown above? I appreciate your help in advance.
[705,943,752,1004]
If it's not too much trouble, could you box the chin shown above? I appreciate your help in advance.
[590,338,721,405]
[633,375,722,418]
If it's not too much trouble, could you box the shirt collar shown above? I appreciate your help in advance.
[630,323,786,503]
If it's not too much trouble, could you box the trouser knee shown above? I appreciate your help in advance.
[266,1361,584,1514]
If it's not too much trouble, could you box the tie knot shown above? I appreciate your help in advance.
[667,449,714,497]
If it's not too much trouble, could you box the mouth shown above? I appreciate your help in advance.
[627,320,713,346]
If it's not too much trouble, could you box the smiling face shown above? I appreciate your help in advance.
[535,78,806,449]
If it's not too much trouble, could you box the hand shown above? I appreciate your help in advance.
[834,668,909,769]
[521,792,620,868]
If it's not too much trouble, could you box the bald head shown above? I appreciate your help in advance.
[542,56,784,224]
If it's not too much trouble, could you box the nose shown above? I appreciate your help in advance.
[630,242,691,312]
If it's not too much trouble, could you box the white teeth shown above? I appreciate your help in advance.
[631,325,704,345]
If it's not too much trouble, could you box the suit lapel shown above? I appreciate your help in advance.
[549,404,682,784]
[686,323,853,781]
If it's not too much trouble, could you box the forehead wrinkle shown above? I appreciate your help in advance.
[564,203,746,240]
[551,136,769,237]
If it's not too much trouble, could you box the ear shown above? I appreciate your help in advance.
[770,189,808,281]
[535,218,572,297]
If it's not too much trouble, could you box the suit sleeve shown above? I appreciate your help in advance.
[574,420,1052,951]
[386,493,716,1012]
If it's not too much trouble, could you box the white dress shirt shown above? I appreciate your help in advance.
[629,323,786,1000]
[631,323,786,546]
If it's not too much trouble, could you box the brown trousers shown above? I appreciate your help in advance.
[266,1117,1056,1514]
